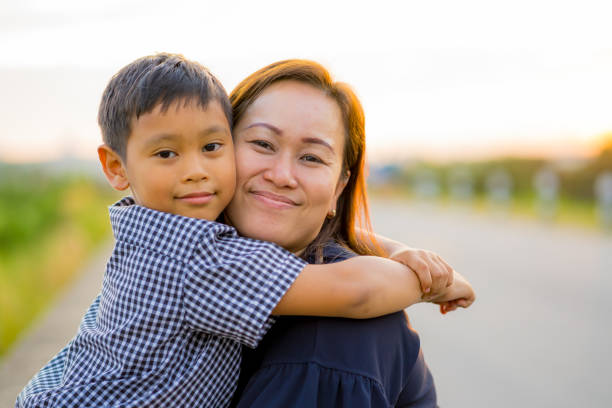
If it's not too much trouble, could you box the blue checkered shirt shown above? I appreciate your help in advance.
[16,197,305,407]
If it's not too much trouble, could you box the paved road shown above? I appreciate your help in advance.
[370,199,612,407]
[1,199,610,407]
[0,243,112,407]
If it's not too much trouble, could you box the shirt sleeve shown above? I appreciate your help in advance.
[182,232,306,348]
[16,295,101,407]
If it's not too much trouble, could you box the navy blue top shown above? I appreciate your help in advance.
[232,242,437,407]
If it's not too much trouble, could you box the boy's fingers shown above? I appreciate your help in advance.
[438,295,475,313]
[429,260,448,295]
[445,302,459,313]
[439,299,466,314]
[437,257,455,287]
[430,255,452,289]
[461,298,474,308]
[412,260,432,294]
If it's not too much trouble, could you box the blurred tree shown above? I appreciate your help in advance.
[561,136,612,201]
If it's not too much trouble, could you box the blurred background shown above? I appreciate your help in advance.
[1,0,611,406]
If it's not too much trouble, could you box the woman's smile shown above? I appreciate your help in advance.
[250,190,299,209]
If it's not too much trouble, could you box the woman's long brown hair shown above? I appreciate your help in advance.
[230,59,383,262]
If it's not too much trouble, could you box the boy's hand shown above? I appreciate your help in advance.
[428,271,475,314]
[388,247,454,297]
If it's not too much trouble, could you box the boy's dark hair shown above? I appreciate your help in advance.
[98,52,232,160]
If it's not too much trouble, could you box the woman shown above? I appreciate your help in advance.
[225,59,473,407]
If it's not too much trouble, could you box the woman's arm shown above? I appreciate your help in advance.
[272,256,475,319]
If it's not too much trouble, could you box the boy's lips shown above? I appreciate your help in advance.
[176,192,215,205]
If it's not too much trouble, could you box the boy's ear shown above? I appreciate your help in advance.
[98,144,130,191]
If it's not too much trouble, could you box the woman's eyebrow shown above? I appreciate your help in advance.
[244,123,334,152]
[302,137,334,152]
[245,122,282,134]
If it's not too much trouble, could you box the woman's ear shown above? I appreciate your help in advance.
[98,144,130,191]
[331,170,350,208]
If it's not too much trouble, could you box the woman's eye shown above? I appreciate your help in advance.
[251,140,274,150]
[203,143,221,152]
[156,150,176,159]
[301,154,324,164]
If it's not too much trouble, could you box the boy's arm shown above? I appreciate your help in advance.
[357,229,455,296]
[429,271,476,314]
[272,256,425,319]
[272,257,476,319]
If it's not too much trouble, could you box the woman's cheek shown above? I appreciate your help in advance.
[305,167,340,203]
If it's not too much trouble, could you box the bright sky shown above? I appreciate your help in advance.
[1,0,612,163]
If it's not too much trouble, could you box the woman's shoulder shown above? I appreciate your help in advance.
[305,240,357,264]
[325,245,354,262]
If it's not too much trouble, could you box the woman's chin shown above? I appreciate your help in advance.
[248,227,286,245]
[237,224,299,252]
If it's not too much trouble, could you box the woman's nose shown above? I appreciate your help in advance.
[263,155,298,189]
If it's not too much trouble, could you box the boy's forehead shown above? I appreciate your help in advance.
[128,98,230,139]
[131,97,225,123]
[140,96,211,117]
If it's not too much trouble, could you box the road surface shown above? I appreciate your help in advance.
[370,199,612,407]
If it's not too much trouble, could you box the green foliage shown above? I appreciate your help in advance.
[560,144,612,201]
[381,147,612,203]
[0,166,119,357]
[371,147,612,229]
[0,177,64,256]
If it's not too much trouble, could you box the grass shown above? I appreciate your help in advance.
[0,175,119,357]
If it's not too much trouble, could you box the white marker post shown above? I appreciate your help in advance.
[486,169,513,209]
[533,167,559,220]
[595,171,612,229]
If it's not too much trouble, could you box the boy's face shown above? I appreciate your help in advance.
[102,99,236,221]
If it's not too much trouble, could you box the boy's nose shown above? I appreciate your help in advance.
[182,156,209,182]
[185,172,207,182]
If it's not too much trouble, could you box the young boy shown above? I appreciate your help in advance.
[17,53,470,407]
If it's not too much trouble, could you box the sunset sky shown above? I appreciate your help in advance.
[1,0,612,163]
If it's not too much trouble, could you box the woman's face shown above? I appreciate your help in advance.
[225,80,348,254]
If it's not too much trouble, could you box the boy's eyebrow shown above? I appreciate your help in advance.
[245,122,334,152]
[144,126,229,147]
[144,134,176,147]
[197,125,230,138]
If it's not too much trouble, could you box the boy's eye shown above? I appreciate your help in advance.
[203,143,221,152]
[156,150,176,159]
